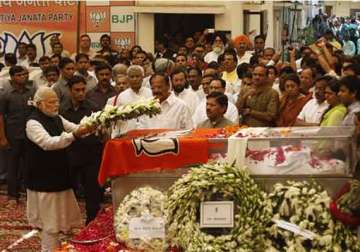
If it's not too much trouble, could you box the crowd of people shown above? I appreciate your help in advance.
[313,13,360,56]
[1,24,360,250]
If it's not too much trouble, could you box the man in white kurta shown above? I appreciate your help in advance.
[25,87,93,252]
[115,65,152,133]
[171,68,199,114]
[140,74,193,129]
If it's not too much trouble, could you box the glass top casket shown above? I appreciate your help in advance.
[110,126,357,207]
[224,126,356,176]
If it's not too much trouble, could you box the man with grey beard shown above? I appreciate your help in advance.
[25,87,93,252]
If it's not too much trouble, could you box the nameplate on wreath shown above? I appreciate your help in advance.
[200,201,234,228]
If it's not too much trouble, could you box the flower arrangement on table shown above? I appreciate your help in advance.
[266,181,360,251]
[165,163,272,251]
[114,187,167,252]
[80,98,161,134]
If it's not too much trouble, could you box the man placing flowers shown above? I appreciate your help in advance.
[25,87,95,252]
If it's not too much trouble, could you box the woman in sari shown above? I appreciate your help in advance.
[276,74,311,126]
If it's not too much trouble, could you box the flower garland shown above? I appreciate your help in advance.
[80,98,161,130]
[337,179,360,216]
[166,163,272,251]
[266,181,360,251]
[114,187,167,252]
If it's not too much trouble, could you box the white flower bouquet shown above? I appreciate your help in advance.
[114,187,167,252]
[266,180,360,251]
[80,98,161,132]
[166,162,272,251]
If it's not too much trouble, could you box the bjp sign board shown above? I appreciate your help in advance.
[86,5,136,50]
[110,8,136,49]
[0,0,78,57]
[111,32,135,49]
[110,8,135,32]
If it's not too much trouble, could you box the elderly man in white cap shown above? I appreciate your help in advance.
[25,87,94,252]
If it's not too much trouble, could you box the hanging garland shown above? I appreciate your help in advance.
[114,187,167,252]
[165,163,272,251]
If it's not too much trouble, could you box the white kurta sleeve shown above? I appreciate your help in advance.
[225,103,239,123]
[297,105,306,121]
[181,106,194,130]
[192,103,206,126]
[26,119,76,151]
[60,116,79,133]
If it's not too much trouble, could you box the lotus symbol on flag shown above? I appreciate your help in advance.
[132,137,179,157]
[90,11,106,27]
[0,30,59,56]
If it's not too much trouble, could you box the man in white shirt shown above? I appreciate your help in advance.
[299,67,316,99]
[140,74,193,129]
[187,67,205,100]
[71,34,97,60]
[193,78,239,125]
[339,76,360,126]
[117,65,152,105]
[209,78,236,104]
[31,56,51,88]
[204,32,226,64]
[295,76,329,126]
[49,34,70,57]
[171,67,199,114]
[107,75,129,106]
[17,42,29,67]
[116,65,152,132]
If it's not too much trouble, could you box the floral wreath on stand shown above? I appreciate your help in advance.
[166,163,272,251]
[114,187,167,252]
[266,181,360,251]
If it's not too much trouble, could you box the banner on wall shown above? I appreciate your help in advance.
[85,0,136,51]
[0,0,79,58]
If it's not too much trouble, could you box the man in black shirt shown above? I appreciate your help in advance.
[60,75,103,224]
[86,62,116,110]
[96,34,119,66]
[0,66,35,201]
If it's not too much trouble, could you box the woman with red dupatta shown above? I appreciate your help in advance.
[276,74,311,127]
